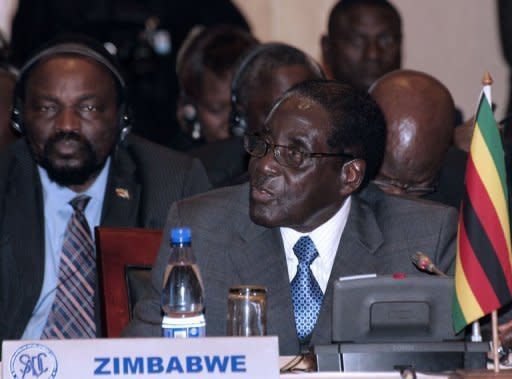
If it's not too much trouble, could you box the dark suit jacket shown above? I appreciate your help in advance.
[423,146,467,209]
[187,137,248,188]
[0,135,210,342]
[125,182,457,355]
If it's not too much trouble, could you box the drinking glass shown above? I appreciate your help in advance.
[226,285,267,336]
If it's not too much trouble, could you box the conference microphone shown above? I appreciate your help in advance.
[410,252,448,277]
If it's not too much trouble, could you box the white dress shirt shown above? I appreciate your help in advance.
[280,196,351,293]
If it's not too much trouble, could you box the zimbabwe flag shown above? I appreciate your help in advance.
[452,90,512,333]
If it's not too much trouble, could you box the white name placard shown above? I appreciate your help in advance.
[2,336,279,379]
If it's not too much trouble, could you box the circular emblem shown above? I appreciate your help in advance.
[9,343,58,379]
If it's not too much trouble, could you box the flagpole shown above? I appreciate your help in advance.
[492,311,500,372]
[481,71,501,373]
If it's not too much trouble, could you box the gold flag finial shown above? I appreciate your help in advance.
[482,71,493,86]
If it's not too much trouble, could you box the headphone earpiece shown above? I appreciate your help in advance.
[181,103,201,140]
[118,104,132,143]
[11,102,23,134]
[229,93,247,138]
[230,46,265,138]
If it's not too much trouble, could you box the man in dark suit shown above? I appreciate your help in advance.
[0,36,210,343]
[125,80,457,355]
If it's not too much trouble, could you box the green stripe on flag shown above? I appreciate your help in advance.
[452,294,467,333]
[476,95,508,199]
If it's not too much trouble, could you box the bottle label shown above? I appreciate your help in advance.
[161,315,206,338]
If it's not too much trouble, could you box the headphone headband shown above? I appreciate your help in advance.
[0,63,19,79]
[19,42,126,88]
[231,42,324,99]
[230,42,324,137]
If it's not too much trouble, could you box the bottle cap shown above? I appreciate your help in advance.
[170,227,191,243]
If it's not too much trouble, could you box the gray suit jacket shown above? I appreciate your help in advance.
[0,135,210,342]
[125,182,457,355]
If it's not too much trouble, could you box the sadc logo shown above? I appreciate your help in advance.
[9,343,58,379]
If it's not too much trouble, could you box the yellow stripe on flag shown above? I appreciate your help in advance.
[470,124,512,255]
[455,225,484,321]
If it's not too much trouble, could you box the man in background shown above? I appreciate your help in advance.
[174,25,258,149]
[191,42,325,187]
[369,69,466,208]
[321,0,401,92]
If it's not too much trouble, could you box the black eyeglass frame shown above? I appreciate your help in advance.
[243,133,355,168]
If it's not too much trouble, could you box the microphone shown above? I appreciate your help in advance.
[410,251,448,277]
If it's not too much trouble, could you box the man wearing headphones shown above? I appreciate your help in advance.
[0,35,210,342]
[230,42,326,139]
[174,25,258,148]
[202,42,327,187]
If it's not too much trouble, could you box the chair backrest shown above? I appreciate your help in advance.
[95,227,163,337]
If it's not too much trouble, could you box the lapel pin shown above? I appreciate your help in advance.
[115,188,130,199]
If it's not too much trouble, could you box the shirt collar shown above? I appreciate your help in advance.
[38,157,111,208]
[280,196,352,261]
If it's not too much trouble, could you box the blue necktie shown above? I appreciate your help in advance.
[42,195,96,338]
[291,236,324,342]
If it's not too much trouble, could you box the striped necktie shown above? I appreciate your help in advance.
[290,236,324,342]
[42,195,96,338]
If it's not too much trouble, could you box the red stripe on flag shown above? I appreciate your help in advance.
[465,157,512,293]
[458,212,501,312]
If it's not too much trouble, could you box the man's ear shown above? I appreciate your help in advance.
[339,159,366,196]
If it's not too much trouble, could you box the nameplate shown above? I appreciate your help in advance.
[2,336,279,379]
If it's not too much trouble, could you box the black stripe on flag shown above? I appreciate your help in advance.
[462,189,512,305]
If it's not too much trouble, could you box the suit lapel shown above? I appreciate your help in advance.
[101,146,141,227]
[5,144,45,337]
[229,219,300,353]
[311,194,383,347]
[220,188,385,352]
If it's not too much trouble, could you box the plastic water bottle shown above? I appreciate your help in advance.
[161,227,206,338]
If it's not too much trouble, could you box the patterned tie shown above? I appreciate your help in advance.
[42,195,96,338]
[290,236,324,342]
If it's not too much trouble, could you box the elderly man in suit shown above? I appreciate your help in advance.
[125,80,457,355]
[0,35,210,343]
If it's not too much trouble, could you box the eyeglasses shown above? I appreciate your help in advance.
[372,177,438,195]
[244,133,354,169]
